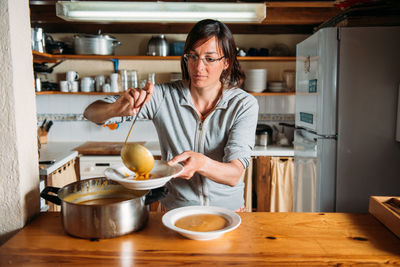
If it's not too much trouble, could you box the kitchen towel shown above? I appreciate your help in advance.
[293,158,317,212]
[268,157,294,212]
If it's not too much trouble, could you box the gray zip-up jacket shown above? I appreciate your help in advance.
[106,80,258,210]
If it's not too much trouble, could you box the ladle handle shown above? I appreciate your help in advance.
[124,91,148,144]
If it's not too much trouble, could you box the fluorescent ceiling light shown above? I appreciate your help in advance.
[56,1,266,23]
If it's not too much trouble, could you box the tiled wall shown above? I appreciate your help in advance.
[36,94,295,143]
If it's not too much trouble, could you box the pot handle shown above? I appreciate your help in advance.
[40,186,62,205]
[145,186,168,205]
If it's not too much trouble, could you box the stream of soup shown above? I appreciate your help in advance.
[174,214,229,232]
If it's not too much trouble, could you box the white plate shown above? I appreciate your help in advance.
[162,206,241,240]
[104,160,184,190]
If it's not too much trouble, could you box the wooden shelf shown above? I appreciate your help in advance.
[35,91,121,95]
[251,92,295,96]
[32,51,296,62]
[35,91,295,96]
[33,50,296,97]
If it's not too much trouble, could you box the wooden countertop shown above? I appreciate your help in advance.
[1,212,399,266]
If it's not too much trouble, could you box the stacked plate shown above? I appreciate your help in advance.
[268,81,285,92]
[244,69,267,93]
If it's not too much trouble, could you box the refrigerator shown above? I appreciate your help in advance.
[294,26,400,213]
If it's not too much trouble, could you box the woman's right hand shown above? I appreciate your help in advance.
[83,81,154,125]
[114,81,154,116]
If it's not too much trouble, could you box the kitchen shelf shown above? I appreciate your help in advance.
[33,50,296,96]
[35,91,295,96]
[32,51,296,62]
[251,92,295,96]
[35,91,120,96]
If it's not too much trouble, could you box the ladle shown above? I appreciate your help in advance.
[121,92,154,177]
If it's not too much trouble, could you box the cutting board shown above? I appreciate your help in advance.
[73,141,145,155]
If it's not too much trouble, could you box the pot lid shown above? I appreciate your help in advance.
[256,124,273,135]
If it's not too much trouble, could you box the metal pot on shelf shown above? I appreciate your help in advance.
[147,35,169,56]
[40,177,167,239]
[73,31,121,55]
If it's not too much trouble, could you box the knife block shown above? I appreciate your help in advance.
[37,128,48,144]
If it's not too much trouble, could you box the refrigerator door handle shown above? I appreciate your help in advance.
[314,134,337,140]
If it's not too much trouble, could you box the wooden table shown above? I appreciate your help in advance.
[1,212,400,266]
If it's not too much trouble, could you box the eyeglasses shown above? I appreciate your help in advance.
[183,54,225,66]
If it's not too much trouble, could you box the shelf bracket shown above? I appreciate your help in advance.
[33,59,65,73]
[110,58,119,73]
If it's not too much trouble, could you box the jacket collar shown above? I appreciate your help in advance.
[179,80,234,110]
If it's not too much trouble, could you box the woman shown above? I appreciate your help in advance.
[84,19,258,211]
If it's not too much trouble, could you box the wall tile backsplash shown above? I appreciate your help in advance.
[36,94,295,142]
[255,95,295,114]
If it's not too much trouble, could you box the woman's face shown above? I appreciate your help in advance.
[186,36,228,91]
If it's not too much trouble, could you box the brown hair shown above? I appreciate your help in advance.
[180,19,245,88]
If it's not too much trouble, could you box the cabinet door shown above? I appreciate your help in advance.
[254,156,271,212]
[45,158,78,211]
[255,156,294,212]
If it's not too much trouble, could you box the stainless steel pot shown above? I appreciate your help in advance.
[41,177,167,239]
[255,131,269,147]
[73,33,121,55]
[256,124,273,147]
[147,35,169,56]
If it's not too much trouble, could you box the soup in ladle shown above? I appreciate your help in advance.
[121,143,154,180]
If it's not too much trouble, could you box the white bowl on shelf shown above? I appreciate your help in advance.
[244,69,267,93]
[268,81,285,92]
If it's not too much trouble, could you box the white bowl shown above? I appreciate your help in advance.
[162,206,241,240]
[104,160,184,190]
[244,69,267,93]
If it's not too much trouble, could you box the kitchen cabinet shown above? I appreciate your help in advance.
[253,155,294,212]
[38,142,81,211]
[40,158,79,211]
[33,51,296,96]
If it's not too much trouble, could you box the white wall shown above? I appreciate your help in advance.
[0,0,40,245]
[36,94,159,142]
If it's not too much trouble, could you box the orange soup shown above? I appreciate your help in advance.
[77,197,132,205]
[174,214,229,232]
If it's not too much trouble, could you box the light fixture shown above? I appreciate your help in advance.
[56,1,266,23]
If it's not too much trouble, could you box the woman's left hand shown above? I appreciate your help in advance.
[168,151,244,186]
[168,151,206,179]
